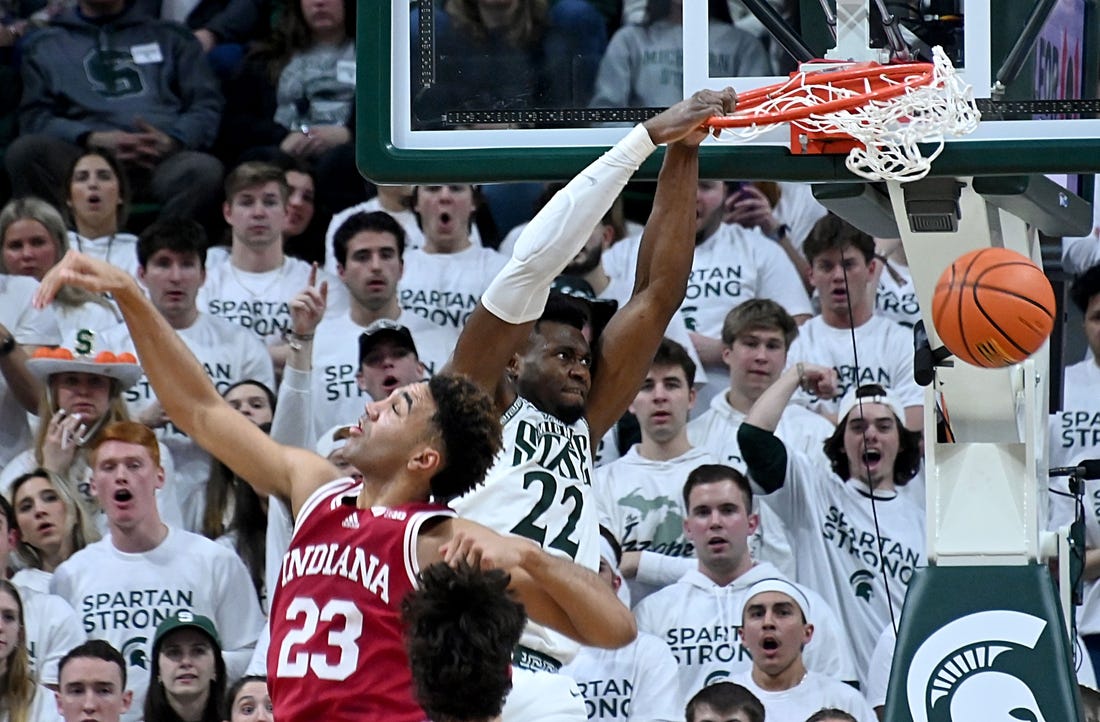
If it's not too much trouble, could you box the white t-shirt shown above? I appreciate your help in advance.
[761,449,926,685]
[51,527,265,722]
[595,446,712,602]
[633,564,858,701]
[730,669,878,722]
[603,224,812,400]
[16,582,85,686]
[450,396,598,664]
[688,391,833,470]
[323,198,429,275]
[875,260,920,329]
[599,274,706,387]
[198,256,349,346]
[10,568,51,595]
[561,632,683,722]
[0,276,62,468]
[398,245,507,331]
[67,232,141,279]
[99,314,275,532]
[785,314,924,419]
[14,685,61,722]
[1049,358,1100,635]
[308,312,457,436]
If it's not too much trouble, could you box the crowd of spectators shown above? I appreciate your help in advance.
[0,0,1097,721]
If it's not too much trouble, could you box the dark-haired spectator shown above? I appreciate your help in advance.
[99,217,273,532]
[740,380,926,685]
[297,211,456,438]
[51,421,264,722]
[144,611,227,722]
[730,579,876,722]
[5,0,223,230]
[634,465,857,700]
[323,185,426,272]
[224,675,271,721]
[63,150,140,279]
[56,640,132,722]
[412,0,608,122]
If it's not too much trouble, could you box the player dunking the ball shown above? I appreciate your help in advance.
[445,87,737,721]
[33,266,636,720]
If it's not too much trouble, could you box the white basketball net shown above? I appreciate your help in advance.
[713,46,981,182]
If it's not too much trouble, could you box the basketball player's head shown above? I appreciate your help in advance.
[403,561,526,722]
[510,292,593,425]
[349,374,501,501]
[823,384,921,489]
[684,681,764,722]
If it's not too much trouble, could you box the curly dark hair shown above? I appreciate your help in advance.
[823,386,923,484]
[402,561,525,722]
[1070,264,1100,313]
[426,374,503,501]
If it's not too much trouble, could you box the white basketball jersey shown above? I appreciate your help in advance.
[451,396,600,663]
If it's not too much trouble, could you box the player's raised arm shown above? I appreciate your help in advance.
[585,88,737,440]
[34,251,337,511]
[420,518,636,649]
[447,88,736,408]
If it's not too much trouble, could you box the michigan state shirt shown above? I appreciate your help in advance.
[450,396,598,664]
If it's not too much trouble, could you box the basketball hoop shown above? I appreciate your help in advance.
[704,46,980,182]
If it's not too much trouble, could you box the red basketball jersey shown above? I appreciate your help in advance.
[268,478,453,722]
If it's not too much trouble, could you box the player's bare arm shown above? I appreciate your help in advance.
[34,251,340,512]
[584,112,736,440]
[417,518,636,649]
[447,87,737,414]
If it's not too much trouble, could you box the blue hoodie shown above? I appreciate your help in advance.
[18,0,223,149]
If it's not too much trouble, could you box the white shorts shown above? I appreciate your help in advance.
[503,667,587,722]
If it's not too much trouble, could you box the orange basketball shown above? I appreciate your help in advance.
[931,248,1055,368]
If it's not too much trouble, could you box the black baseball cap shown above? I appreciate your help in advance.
[359,319,419,366]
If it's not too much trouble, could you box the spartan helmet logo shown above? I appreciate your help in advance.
[849,569,875,602]
[121,636,149,671]
[907,610,1047,722]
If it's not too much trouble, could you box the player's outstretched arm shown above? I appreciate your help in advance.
[34,252,337,511]
[447,88,736,409]
[420,519,636,649]
[585,88,736,440]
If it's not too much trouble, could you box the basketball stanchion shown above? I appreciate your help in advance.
[930,247,1056,368]
[702,46,980,182]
